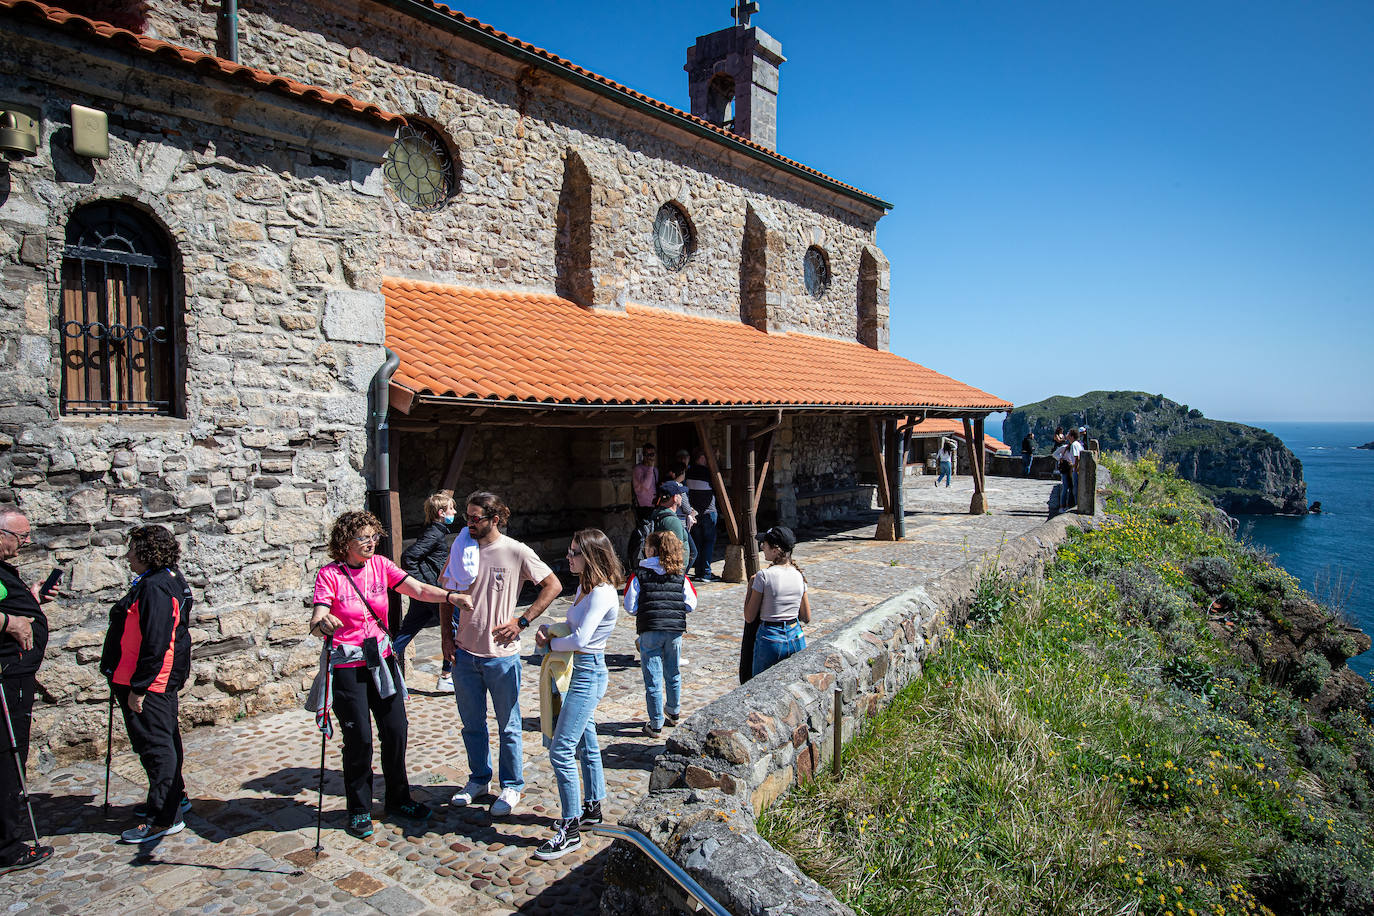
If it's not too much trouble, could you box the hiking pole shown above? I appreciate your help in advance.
[0,663,43,850]
[313,635,333,857]
[102,685,114,818]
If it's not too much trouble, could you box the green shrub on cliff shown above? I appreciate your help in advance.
[760,454,1373,916]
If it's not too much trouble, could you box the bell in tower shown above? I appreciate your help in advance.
[685,3,786,151]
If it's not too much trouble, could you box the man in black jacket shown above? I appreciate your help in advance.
[0,507,55,873]
[1021,432,1036,478]
[101,525,193,845]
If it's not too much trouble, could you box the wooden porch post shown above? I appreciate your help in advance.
[964,416,988,514]
[870,418,896,540]
[742,431,760,579]
[888,418,906,539]
[386,438,404,632]
[695,418,745,582]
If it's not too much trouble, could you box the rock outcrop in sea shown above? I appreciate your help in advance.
[1006,391,1307,515]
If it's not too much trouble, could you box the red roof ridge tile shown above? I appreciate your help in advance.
[0,0,406,129]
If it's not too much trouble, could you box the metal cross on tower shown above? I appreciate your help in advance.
[731,2,759,27]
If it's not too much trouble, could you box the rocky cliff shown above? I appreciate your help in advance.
[1006,391,1307,515]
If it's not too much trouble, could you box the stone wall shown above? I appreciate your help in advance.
[145,1,891,344]
[0,22,395,762]
[779,415,875,527]
[601,511,1096,916]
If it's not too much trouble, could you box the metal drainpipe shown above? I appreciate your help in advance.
[223,0,239,62]
[366,347,400,536]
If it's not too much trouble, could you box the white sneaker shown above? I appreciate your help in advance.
[490,787,521,817]
[450,780,489,806]
[437,672,453,691]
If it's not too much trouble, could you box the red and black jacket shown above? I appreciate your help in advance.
[100,567,193,694]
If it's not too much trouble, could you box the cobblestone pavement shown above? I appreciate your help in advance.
[9,477,1058,914]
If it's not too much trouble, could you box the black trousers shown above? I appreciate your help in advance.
[331,664,410,816]
[0,674,35,865]
[114,685,185,828]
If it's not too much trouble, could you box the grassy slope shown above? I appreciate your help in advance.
[760,455,1374,916]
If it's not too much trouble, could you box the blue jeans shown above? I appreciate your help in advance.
[549,652,607,819]
[751,620,806,677]
[937,461,952,487]
[639,630,682,728]
[1060,469,1076,510]
[691,511,717,578]
[1022,453,1033,477]
[451,647,524,791]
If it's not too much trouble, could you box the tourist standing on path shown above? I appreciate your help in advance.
[533,528,622,860]
[624,530,697,737]
[936,439,956,488]
[1021,432,1036,478]
[442,491,561,818]
[745,526,810,678]
[625,444,659,566]
[1053,430,1082,512]
[394,493,457,688]
[0,508,56,874]
[685,451,717,581]
[310,511,468,839]
[651,481,689,547]
[101,525,194,845]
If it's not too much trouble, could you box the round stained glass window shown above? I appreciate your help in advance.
[804,246,831,298]
[383,123,455,212]
[653,203,694,271]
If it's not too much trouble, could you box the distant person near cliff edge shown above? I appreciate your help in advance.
[1021,432,1036,477]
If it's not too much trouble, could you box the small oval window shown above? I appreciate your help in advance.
[653,203,694,271]
[804,246,830,298]
[383,122,455,212]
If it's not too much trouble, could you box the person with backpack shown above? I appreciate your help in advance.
[309,510,471,839]
[624,530,697,738]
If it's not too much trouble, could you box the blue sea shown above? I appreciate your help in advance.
[989,419,1374,683]
[1238,422,1374,684]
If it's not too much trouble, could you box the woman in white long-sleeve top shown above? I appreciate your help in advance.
[533,528,623,860]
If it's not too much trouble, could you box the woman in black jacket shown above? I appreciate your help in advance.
[393,493,456,687]
[100,525,193,845]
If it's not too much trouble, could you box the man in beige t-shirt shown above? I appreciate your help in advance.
[440,491,560,817]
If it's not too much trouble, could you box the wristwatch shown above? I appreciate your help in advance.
[516,615,530,630]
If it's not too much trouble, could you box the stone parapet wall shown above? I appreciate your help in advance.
[0,28,394,763]
[602,510,1096,916]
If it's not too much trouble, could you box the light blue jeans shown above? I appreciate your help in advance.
[639,630,682,729]
[752,620,806,677]
[549,652,608,819]
[451,647,524,791]
[937,460,953,487]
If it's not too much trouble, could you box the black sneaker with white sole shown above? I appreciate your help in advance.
[118,820,185,844]
[0,844,53,875]
[534,817,582,860]
[580,799,603,825]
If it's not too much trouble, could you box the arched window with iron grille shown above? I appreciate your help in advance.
[60,203,183,416]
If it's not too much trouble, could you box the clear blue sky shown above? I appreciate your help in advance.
[450,1,1373,422]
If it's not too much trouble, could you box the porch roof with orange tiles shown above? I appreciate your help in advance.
[385,279,1011,414]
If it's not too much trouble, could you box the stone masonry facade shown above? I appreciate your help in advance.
[1,1,894,762]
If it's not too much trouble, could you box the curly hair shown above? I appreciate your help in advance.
[570,528,623,592]
[129,525,180,570]
[645,529,685,576]
[464,490,510,527]
[327,510,385,563]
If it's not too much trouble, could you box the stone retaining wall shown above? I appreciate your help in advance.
[601,509,1097,916]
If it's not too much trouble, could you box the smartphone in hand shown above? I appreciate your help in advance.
[40,567,62,600]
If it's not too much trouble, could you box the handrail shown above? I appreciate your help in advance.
[586,823,732,916]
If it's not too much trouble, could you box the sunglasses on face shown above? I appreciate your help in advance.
[466,513,493,524]
[352,533,381,545]
[567,547,582,557]
[0,527,31,545]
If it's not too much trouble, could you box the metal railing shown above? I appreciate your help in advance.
[586,823,732,916]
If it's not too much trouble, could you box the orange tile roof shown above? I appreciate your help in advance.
[907,418,1010,452]
[0,0,405,129]
[386,280,1009,412]
[397,2,889,210]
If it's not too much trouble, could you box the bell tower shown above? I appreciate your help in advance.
[686,3,785,151]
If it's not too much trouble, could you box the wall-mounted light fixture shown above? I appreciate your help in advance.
[0,102,40,160]
[71,104,109,158]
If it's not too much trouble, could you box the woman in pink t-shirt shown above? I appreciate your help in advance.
[310,510,470,839]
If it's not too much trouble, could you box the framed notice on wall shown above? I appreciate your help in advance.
[609,440,626,461]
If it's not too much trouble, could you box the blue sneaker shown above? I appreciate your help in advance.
[346,814,374,839]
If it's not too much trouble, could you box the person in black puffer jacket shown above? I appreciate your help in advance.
[394,493,456,686]
[100,524,194,845]
[623,530,697,738]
